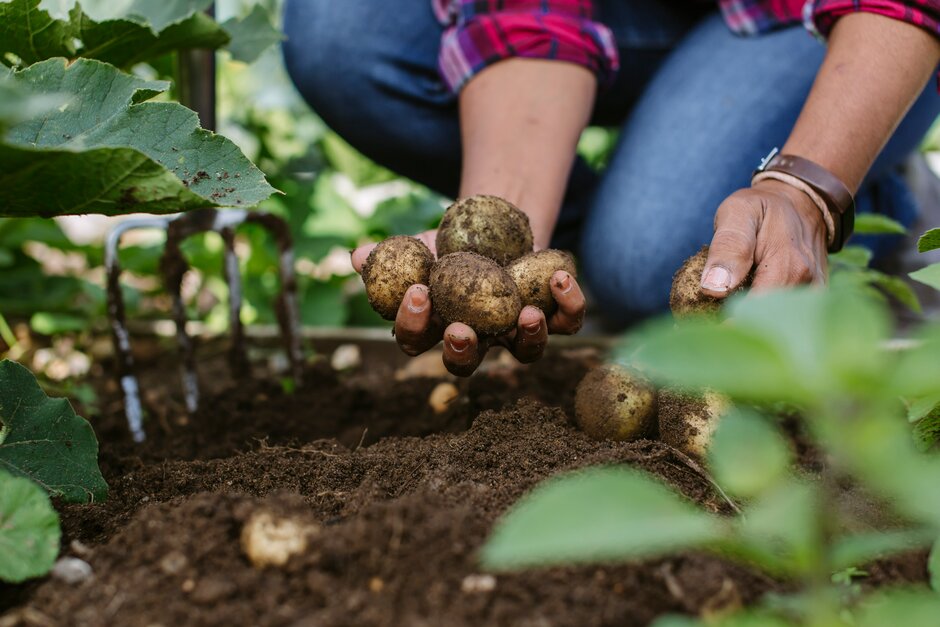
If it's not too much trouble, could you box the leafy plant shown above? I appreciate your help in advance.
[482,283,940,625]
[0,469,61,584]
[0,359,107,502]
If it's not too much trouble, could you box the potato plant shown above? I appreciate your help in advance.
[482,283,940,626]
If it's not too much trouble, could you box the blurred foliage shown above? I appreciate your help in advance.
[483,283,940,625]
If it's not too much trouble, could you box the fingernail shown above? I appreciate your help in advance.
[408,287,428,313]
[555,273,572,294]
[447,335,470,353]
[523,321,541,336]
[702,266,732,292]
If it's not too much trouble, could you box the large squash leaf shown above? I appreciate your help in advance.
[0,58,276,217]
[0,469,61,583]
[0,359,108,503]
[1,0,281,69]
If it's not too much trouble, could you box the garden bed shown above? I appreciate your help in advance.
[0,339,927,626]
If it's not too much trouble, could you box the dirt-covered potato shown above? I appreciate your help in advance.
[429,252,522,336]
[435,195,534,265]
[241,511,319,569]
[361,236,435,320]
[658,388,731,458]
[670,246,751,319]
[505,249,577,314]
[574,364,657,441]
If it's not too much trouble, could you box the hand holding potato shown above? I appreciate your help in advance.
[351,196,585,377]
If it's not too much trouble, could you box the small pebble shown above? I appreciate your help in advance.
[331,344,362,371]
[461,574,497,594]
[51,557,93,585]
[369,577,385,593]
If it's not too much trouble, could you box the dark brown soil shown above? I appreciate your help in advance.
[0,341,926,626]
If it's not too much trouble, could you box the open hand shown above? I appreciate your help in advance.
[700,179,828,298]
[352,230,585,376]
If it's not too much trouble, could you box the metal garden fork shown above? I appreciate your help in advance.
[105,208,304,442]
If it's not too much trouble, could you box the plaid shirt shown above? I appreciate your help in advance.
[432,0,940,92]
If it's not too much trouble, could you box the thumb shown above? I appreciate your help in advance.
[701,198,760,298]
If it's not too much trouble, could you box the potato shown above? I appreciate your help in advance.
[505,249,577,314]
[435,195,534,265]
[658,388,730,458]
[670,246,751,319]
[241,511,319,569]
[429,252,522,336]
[361,236,434,320]
[574,364,657,441]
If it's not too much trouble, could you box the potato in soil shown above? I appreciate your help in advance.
[658,388,730,458]
[429,252,522,336]
[574,364,657,441]
[505,249,577,314]
[361,236,434,320]
[670,246,751,319]
[435,195,534,265]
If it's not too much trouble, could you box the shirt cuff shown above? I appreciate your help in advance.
[437,8,619,93]
[808,0,940,41]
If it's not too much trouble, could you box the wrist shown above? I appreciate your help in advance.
[751,178,828,235]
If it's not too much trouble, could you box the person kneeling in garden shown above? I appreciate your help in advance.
[283,0,940,375]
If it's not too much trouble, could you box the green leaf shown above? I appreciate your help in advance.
[71,5,230,69]
[29,312,89,335]
[0,469,60,583]
[366,192,445,238]
[625,317,807,404]
[707,409,791,499]
[733,479,821,576]
[0,70,65,130]
[321,133,397,188]
[122,0,213,31]
[917,228,940,254]
[910,263,940,292]
[0,359,107,503]
[300,278,347,327]
[855,591,940,627]
[829,245,873,269]
[864,271,922,314]
[831,529,935,572]
[221,4,284,65]
[853,213,907,235]
[0,0,77,65]
[0,58,275,217]
[480,467,725,570]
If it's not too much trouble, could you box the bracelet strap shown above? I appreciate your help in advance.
[753,150,855,253]
[752,170,836,248]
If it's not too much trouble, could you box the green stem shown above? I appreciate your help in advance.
[0,313,17,352]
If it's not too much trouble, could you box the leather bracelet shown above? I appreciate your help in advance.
[752,170,836,248]
[752,148,855,253]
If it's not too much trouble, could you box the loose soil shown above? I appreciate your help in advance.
[0,339,927,626]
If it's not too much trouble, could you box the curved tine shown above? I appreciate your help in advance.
[162,219,202,414]
[245,212,304,384]
[219,225,250,378]
[104,216,175,443]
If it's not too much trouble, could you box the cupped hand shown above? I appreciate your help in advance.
[351,230,585,376]
[700,179,829,298]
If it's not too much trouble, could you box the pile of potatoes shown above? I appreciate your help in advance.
[361,195,577,336]
[574,246,745,457]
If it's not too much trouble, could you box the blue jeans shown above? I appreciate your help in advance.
[282,0,940,324]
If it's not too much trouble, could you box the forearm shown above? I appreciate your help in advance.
[782,12,940,193]
[459,58,596,249]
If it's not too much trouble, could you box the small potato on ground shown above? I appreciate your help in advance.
[429,252,522,336]
[241,510,319,569]
[505,249,577,314]
[362,236,435,320]
[574,364,657,441]
[435,195,534,265]
[670,246,751,319]
[658,388,731,459]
